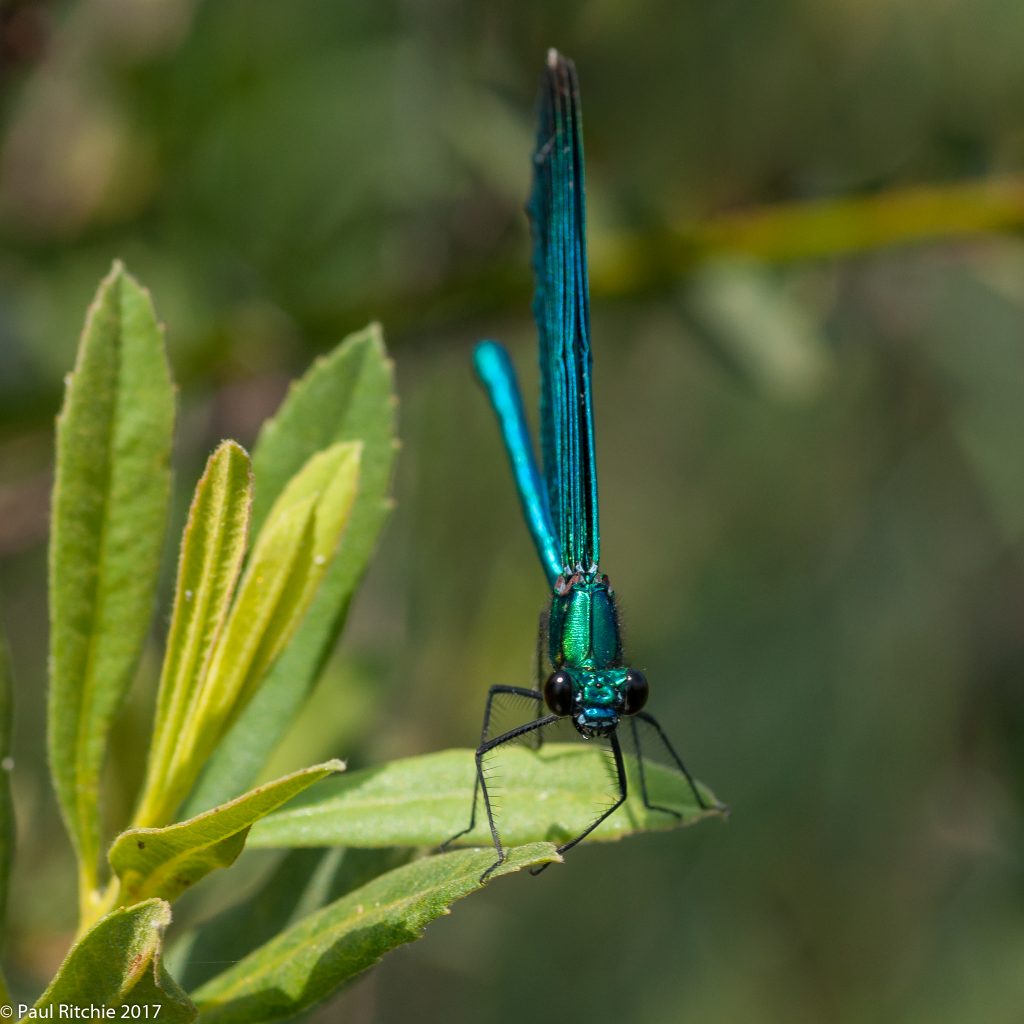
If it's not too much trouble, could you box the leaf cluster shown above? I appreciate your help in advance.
[0,264,721,1021]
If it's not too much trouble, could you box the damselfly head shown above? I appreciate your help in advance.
[544,665,650,738]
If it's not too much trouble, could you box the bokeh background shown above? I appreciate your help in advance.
[2,1,1024,1021]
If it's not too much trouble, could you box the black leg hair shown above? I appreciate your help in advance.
[474,713,561,882]
[440,685,546,853]
[529,729,629,876]
[630,716,680,818]
[635,710,716,812]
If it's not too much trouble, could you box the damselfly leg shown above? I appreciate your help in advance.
[527,729,628,877]
[631,711,721,814]
[473,712,560,882]
[440,685,547,853]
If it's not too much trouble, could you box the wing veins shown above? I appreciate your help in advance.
[532,52,600,575]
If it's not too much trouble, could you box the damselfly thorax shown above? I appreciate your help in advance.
[545,571,648,738]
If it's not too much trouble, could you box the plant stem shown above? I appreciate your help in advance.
[76,863,110,935]
[75,877,119,939]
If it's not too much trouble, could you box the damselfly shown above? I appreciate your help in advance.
[446,50,717,881]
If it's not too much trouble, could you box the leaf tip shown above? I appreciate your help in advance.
[214,437,252,462]
[361,320,386,350]
[150,897,173,928]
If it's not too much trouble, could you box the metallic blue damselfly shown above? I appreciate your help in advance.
[445,50,718,881]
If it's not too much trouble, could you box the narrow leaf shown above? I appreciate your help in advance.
[250,326,393,536]
[160,495,318,814]
[154,443,356,816]
[110,761,342,905]
[250,744,725,849]
[134,441,252,828]
[48,261,175,903]
[231,441,362,714]
[188,326,396,814]
[203,442,361,723]
[191,844,557,1024]
[35,899,194,1022]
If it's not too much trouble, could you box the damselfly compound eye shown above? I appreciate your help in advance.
[622,668,649,715]
[544,670,574,716]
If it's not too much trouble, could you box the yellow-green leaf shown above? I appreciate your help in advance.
[110,761,343,905]
[160,494,317,810]
[191,844,557,1024]
[35,900,194,1022]
[162,442,360,816]
[249,744,725,849]
[134,442,252,828]
[188,326,395,815]
[47,262,175,908]
[232,441,362,713]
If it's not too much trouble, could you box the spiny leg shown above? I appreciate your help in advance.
[529,729,629,876]
[440,686,546,852]
[635,710,720,813]
[630,715,680,818]
[477,713,561,883]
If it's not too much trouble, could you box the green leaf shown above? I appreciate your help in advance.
[110,761,343,906]
[47,262,176,907]
[162,441,359,816]
[249,325,394,535]
[187,325,396,815]
[35,899,194,1022]
[246,440,364,667]
[158,492,316,822]
[191,844,557,1024]
[174,847,412,991]
[134,441,252,829]
[249,744,725,849]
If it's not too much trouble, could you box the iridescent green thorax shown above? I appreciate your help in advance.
[548,572,630,737]
[548,572,622,670]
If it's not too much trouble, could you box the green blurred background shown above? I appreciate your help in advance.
[2,0,1024,1020]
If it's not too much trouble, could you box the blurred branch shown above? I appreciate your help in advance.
[690,175,1024,263]
[593,175,1024,294]
[331,174,1024,336]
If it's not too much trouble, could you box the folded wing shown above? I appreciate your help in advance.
[530,50,601,576]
